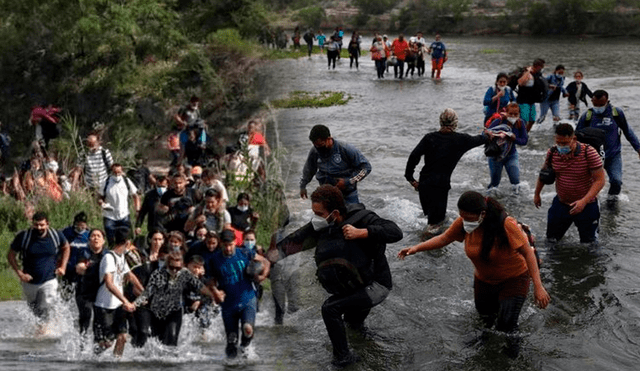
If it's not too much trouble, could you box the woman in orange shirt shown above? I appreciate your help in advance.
[398,191,549,356]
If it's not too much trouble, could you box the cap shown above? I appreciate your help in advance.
[220,229,236,243]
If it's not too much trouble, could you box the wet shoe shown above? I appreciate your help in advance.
[486,187,498,197]
[511,184,520,196]
[331,352,361,368]
[225,343,238,358]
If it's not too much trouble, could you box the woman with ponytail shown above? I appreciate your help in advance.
[398,191,549,356]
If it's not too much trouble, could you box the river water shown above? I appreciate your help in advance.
[3,36,640,370]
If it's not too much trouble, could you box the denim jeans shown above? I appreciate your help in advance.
[321,281,390,358]
[487,152,520,188]
[221,296,257,350]
[547,195,600,243]
[103,216,131,246]
[393,60,404,78]
[604,152,623,195]
[538,99,560,123]
[375,59,386,78]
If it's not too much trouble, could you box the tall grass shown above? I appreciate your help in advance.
[0,190,102,299]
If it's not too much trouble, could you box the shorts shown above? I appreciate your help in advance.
[431,58,444,70]
[519,103,537,122]
[93,305,128,343]
[22,278,59,320]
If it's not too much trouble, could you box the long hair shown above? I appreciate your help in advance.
[457,191,509,262]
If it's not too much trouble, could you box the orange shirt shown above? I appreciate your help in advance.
[391,39,409,61]
[443,216,529,284]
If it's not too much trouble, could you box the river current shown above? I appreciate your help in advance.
[2,36,640,371]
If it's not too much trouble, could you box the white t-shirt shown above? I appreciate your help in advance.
[94,251,130,310]
[101,176,138,220]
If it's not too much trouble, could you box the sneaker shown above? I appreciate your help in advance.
[511,184,520,196]
[225,343,238,358]
[426,222,446,236]
[331,352,361,368]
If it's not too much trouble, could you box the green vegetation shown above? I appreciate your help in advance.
[391,0,640,36]
[270,91,352,109]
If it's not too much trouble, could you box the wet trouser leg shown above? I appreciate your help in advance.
[418,182,449,226]
[76,295,94,335]
[604,152,623,195]
[131,307,153,347]
[321,282,389,358]
[160,309,183,346]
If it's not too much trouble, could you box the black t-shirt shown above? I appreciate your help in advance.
[228,206,253,232]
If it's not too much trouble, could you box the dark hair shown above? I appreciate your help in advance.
[555,123,574,137]
[555,64,565,72]
[310,185,347,217]
[505,102,523,130]
[533,58,545,67]
[243,229,256,238]
[89,228,106,239]
[237,192,251,203]
[148,229,166,243]
[190,95,200,103]
[593,89,608,99]
[496,72,509,82]
[205,188,220,198]
[166,251,184,265]
[457,191,508,262]
[188,254,204,265]
[111,163,123,171]
[309,125,331,142]
[114,226,130,245]
[74,211,88,224]
[156,175,167,184]
[33,211,48,222]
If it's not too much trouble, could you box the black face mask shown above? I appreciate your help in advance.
[316,146,331,156]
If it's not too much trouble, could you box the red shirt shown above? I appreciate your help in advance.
[391,39,409,61]
[549,143,602,204]
[249,132,266,145]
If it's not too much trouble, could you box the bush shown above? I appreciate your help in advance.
[293,6,327,30]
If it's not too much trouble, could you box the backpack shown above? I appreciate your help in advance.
[303,32,312,43]
[19,227,62,260]
[103,174,134,198]
[498,213,541,269]
[580,106,626,160]
[532,73,549,103]
[315,209,374,295]
[575,127,606,160]
[79,251,113,302]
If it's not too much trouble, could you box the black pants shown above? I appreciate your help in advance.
[152,309,183,346]
[306,42,313,56]
[418,183,449,225]
[321,282,389,358]
[327,50,338,69]
[349,54,358,69]
[129,307,154,347]
[76,295,93,335]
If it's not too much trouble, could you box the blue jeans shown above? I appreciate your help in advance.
[537,99,560,123]
[546,196,600,243]
[221,296,257,351]
[487,152,520,188]
[394,60,404,78]
[375,59,386,78]
[103,216,131,246]
[604,152,623,195]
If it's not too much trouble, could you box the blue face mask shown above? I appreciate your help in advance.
[592,106,606,114]
[557,145,572,155]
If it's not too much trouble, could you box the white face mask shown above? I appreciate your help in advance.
[311,213,333,231]
[592,106,606,114]
[237,205,249,212]
[114,175,123,182]
[507,117,518,124]
[498,85,506,91]
[157,186,167,195]
[463,215,484,234]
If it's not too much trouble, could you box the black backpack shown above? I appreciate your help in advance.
[575,127,606,160]
[315,209,373,295]
[78,251,113,302]
[532,74,549,103]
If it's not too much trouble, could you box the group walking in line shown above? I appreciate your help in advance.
[7,31,640,369]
